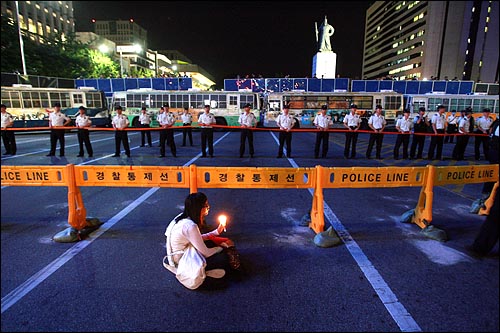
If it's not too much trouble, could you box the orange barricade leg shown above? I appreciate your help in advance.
[66,164,88,230]
[412,165,435,229]
[479,181,499,216]
[310,165,325,234]
[189,164,198,193]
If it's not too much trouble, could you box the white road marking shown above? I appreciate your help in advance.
[1,131,231,313]
[269,131,422,332]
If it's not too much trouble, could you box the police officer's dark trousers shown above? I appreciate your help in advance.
[1,129,16,154]
[278,131,292,157]
[344,129,358,158]
[240,128,254,157]
[201,128,214,157]
[474,131,489,160]
[410,133,426,159]
[428,129,445,160]
[140,124,152,146]
[393,133,410,159]
[366,132,383,159]
[314,131,329,158]
[49,128,66,156]
[182,124,193,146]
[115,130,130,156]
[77,128,93,156]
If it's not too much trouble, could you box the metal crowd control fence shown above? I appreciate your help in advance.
[1,164,498,242]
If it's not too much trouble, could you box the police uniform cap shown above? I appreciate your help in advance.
[115,105,123,110]
[350,103,357,109]
[54,102,61,107]
[375,104,383,109]
[437,104,445,110]
[483,108,491,113]
[418,107,426,112]
[78,106,86,111]
[283,104,290,109]
[243,103,252,108]
[141,106,147,111]
[0,104,6,108]
[403,109,410,113]
[163,103,169,108]
[321,105,328,110]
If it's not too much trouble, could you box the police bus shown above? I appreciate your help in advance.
[404,93,499,121]
[110,89,261,127]
[0,85,111,128]
[263,91,404,128]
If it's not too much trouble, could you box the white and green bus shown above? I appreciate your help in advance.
[110,89,261,127]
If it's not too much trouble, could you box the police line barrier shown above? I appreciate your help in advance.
[1,164,498,240]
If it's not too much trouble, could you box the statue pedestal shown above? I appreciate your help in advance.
[312,51,336,79]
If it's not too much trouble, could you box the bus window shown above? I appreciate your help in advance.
[31,92,41,108]
[61,93,71,108]
[40,92,50,108]
[22,92,32,108]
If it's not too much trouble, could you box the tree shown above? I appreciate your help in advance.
[1,15,119,78]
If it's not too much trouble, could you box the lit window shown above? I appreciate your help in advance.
[467,38,470,43]
[26,1,31,3]
[35,4,40,9]
[52,12,57,17]
[486,17,490,22]
[44,8,48,13]
[466,50,469,55]
[479,61,482,67]
[377,26,380,31]
[472,7,475,12]
[392,42,399,48]
[484,27,488,32]
[419,13,424,19]
[414,15,419,22]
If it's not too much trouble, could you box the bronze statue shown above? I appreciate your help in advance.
[315,16,335,52]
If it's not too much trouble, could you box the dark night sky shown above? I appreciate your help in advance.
[73,1,371,87]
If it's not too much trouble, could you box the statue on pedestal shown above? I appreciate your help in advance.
[315,16,335,52]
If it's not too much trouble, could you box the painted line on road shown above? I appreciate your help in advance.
[1,131,231,313]
[269,131,422,332]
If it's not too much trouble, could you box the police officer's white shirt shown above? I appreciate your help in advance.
[447,114,458,125]
[158,112,175,126]
[276,113,295,130]
[1,112,13,128]
[49,111,70,127]
[112,114,129,129]
[368,113,386,129]
[313,113,332,129]
[76,114,91,127]
[396,117,413,132]
[458,117,470,134]
[238,112,256,127]
[344,113,361,127]
[477,115,493,131]
[181,113,192,124]
[139,113,151,125]
[431,113,446,129]
[198,112,216,128]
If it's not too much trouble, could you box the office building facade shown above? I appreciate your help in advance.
[1,0,75,43]
[363,1,499,83]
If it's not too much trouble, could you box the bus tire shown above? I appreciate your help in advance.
[132,116,140,128]
[215,116,227,131]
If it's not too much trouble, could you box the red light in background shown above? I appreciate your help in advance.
[129,18,134,23]
[91,18,96,23]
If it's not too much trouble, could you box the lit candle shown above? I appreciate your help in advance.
[218,215,227,232]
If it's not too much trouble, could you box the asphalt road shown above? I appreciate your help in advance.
[1,128,498,332]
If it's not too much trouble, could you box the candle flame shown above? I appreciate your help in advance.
[218,215,227,226]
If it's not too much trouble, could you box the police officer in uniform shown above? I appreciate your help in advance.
[427,104,447,160]
[47,102,71,157]
[453,108,472,161]
[409,107,429,159]
[238,103,257,158]
[313,104,333,158]
[181,106,193,146]
[366,104,386,159]
[75,106,93,157]
[198,105,216,157]
[112,105,131,157]
[343,103,361,159]
[474,108,493,160]
[393,109,413,159]
[158,103,177,157]
[276,104,295,158]
[444,110,459,143]
[1,103,16,155]
[139,106,152,147]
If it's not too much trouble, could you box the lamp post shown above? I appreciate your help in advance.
[15,1,27,75]
[120,50,123,77]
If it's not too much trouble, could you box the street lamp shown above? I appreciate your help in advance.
[98,44,109,54]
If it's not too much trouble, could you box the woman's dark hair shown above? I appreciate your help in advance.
[175,192,208,226]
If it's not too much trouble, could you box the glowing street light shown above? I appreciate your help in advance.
[98,44,109,54]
